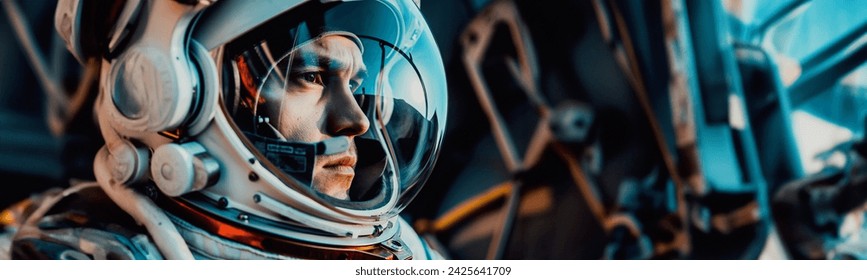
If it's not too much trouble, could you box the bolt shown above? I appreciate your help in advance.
[143,185,159,199]
[248,172,259,181]
[372,225,384,237]
[218,197,229,209]
[237,213,249,222]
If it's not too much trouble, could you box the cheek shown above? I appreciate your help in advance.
[278,96,323,141]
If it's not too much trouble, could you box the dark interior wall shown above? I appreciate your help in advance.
[0,1,65,208]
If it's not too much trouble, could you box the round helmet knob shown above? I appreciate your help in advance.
[151,142,220,196]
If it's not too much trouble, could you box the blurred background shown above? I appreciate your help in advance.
[0,0,101,208]
[2,0,866,259]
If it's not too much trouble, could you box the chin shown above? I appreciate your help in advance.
[313,177,353,200]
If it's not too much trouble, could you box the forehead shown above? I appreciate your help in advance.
[291,35,365,72]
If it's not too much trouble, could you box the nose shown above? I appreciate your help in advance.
[325,84,370,137]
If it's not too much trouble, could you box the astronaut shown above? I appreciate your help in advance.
[0,0,447,260]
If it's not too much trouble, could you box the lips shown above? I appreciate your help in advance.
[321,154,357,175]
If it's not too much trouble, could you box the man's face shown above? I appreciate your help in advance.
[262,35,370,200]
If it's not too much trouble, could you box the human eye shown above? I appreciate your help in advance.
[297,71,324,86]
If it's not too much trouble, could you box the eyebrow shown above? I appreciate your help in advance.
[289,51,368,80]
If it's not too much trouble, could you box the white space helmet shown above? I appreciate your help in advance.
[80,0,446,256]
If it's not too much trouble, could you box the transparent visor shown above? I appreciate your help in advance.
[220,0,446,215]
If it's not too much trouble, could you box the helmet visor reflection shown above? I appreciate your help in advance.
[221,0,446,215]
